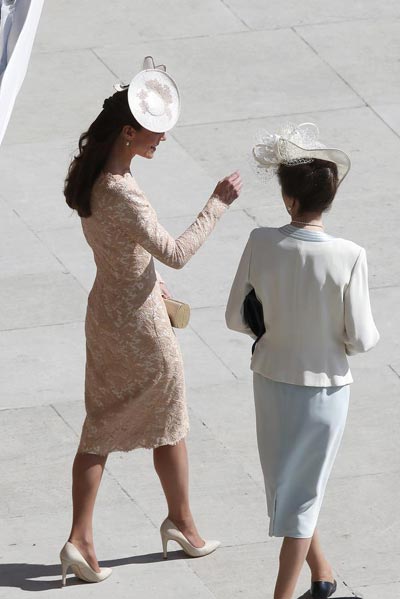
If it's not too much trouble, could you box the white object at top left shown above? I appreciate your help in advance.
[0,0,44,146]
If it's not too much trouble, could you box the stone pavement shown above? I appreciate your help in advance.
[1,2,399,598]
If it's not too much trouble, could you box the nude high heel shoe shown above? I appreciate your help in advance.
[160,518,220,559]
[60,541,112,587]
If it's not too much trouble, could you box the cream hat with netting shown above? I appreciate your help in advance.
[252,122,351,185]
[114,56,180,133]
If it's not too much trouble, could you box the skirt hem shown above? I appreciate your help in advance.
[77,426,190,456]
[268,529,316,539]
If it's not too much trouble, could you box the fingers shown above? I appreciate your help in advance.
[218,170,240,184]
[226,170,241,182]
[212,170,243,205]
[224,173,242,191]
[229,171,243,195]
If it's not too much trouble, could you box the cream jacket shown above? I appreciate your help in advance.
[225,225,380,387]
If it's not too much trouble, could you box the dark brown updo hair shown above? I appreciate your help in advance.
[64,89,142,218]
[277,158,338,215]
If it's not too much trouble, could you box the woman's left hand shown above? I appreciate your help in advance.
[159,281,172,299]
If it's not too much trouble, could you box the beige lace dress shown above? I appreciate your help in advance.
[77,172,227,455]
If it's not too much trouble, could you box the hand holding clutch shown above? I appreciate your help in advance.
[164,298,191,329]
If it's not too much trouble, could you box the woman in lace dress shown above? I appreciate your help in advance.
[60,70,241,584]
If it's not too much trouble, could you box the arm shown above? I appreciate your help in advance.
[225,233,256,338]
[344,248,380,355]
[108,182,228,269]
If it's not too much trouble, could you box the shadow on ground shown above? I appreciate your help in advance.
[297,594,362,599]
[0,551,186,591]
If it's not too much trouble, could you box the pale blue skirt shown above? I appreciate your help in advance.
[253,373,349,538]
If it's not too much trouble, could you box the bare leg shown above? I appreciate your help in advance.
[68,452,108,572]
[274,536,313,599]
[306,529,334,582]
[153,439,204,548]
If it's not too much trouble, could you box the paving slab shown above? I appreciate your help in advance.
[178,325,237,388]
[0,140,78,232]
[223,0,400,29]
[190,305,256,379]
[318,472,400,588]
[2,49,115,146]
[0,199,67,278]
[188,542,354,599]
[95,29,362,126]
[0,403,75,464]
[332,366,400,479]
[37,225,96,293]
[0,272,86,331]
[296,20,400,105]
[372,102,400,137]
[34,0,246,53]
[0,322,85,409]
[188,380,263,486]
[133,135,221,218]
[356,582,400,599]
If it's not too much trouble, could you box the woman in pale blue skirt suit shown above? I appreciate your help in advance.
[226,124,379,599]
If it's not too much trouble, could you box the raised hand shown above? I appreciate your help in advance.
[212,171,243,206]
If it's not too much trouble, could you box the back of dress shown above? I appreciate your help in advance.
[226,225,379,387]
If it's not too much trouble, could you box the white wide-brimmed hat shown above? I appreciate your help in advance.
[115,56,180,133]
[252,123,351,185]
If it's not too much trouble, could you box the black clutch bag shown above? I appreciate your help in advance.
[243,288,266,354]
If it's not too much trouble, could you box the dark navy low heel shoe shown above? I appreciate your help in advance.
[298,579,337,599]
[310,579,337,598]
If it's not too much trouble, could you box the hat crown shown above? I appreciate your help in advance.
[252,122,351,185]
[146,93,164,116]
[125,56,180,132]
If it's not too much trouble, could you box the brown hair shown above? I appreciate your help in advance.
[64,89,142,218]
[277,159,338,215]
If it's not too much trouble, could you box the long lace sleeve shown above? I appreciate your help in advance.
[105,177,228,269]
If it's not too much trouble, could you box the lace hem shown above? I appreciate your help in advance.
[77,424,190,456]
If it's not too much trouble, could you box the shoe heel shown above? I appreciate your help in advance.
[61,559,69,587]
[161,534,168,559]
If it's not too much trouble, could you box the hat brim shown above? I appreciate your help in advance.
[128,69,180,133]
[279,140,351,185]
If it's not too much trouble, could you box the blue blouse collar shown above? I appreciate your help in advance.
[279,224,334,242]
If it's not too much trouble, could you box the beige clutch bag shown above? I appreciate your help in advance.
[164,298,191,329]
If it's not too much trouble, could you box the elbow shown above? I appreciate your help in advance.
[225,309,252,337]
[346,330,380,355]
[225,307,238,331]
[168,249,190,270]
[169,259,187,270]
[225,315,236,332]
[163,254,188,270]
[363,330,380,353]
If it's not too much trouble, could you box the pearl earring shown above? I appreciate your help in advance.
[126,141,131,147]
[287,206,292,214]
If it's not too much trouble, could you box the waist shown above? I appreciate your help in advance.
[250,338,353,387]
